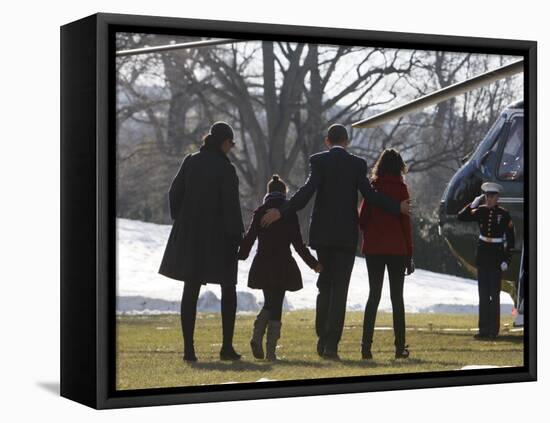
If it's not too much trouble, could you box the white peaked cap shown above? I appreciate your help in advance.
[481,182,504,194]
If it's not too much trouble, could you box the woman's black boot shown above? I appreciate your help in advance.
[395,345,410,359]
[220,345,242,361]
[361,348,373,360]
[361,341,373,360]
[183,344,198,362]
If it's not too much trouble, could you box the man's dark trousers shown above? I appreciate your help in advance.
[315,247,356,353]
[477,266,501,336]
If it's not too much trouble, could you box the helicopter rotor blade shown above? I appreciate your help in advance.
[351,59,523,129]
[116,38,246,57]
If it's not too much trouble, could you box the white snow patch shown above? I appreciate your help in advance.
[459,365,510,370]
[116,218,514,315]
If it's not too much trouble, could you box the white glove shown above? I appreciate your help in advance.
[471,194,485,208]
[500,262,508,272]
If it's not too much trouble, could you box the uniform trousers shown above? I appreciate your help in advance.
[477,266,501,336]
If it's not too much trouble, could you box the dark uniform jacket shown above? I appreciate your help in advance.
[280,147,400,251]
[238,193,318,291]
[457,203,515,268]
[158,145,244,285]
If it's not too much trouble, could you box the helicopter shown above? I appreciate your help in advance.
[352,60,525,326]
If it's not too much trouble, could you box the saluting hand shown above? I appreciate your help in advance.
[260,208,281,227]
[471,194,485,208]
[314,263,323,274]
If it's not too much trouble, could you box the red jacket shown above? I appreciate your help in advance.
[359,174,413,256]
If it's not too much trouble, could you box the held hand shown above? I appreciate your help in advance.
[260,208,281,227]
[405,257,415,275]
[471,194,485,208]
[400,199,411,216]
[500,262,509,272]
[314,263,323,274]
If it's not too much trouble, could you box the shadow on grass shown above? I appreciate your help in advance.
[320,357,462,369]
[264,359,327,368]
[187,358,342,370]
[183,357,440,371]
[187,361,271,371]
[335,359,389,368]
[483,335,524,343]
[433,332,524,343]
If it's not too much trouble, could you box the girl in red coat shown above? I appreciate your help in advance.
[238,175,322,361]
[358,148,414,360]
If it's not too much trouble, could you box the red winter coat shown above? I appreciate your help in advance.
[359,175,413,257]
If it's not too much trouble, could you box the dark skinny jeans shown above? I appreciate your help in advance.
[362,254,406,351]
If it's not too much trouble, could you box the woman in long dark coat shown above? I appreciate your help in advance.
[237,175,321,361]
[159,121,244,362]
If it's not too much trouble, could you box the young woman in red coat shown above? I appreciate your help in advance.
[238,175,322,361]
[358,148,414,360]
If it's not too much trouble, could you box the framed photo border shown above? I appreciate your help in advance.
[61,12,537,409]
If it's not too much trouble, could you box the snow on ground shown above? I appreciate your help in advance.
[459,365,510,370]
[116,218,514,315]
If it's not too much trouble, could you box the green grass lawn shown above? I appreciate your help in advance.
[116,311,523,390]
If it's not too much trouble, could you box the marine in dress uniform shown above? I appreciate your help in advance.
[458,182,515,338]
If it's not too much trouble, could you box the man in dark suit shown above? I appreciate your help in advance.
[261,124,410,359]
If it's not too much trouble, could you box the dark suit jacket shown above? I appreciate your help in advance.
[280,147,400,251]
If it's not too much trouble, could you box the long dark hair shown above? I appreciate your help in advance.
[371,148,407,180]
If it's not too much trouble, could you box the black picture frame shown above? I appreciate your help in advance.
[60,12,537,409]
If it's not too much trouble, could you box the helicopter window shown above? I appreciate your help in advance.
[498,117,524,181]
[479,133,501,176]
[473,115,505,164]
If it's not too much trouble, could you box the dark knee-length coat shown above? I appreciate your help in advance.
[158,145,244,285]
[237,193,319,291]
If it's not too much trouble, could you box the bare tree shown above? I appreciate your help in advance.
[115,36,521,225]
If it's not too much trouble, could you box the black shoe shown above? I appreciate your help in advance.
[361,342,373,360]
[361,349,373,360]
[183,352,198,362]
[321,348,341,361]
[316,338,326,357]
[220,346,242,361]
[474,333,491,340]
[395,345,410,359]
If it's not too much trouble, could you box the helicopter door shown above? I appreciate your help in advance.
[479,135,501,178]
[494,115,524,311]
[496,115,524,253]
[497,116,524,182]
